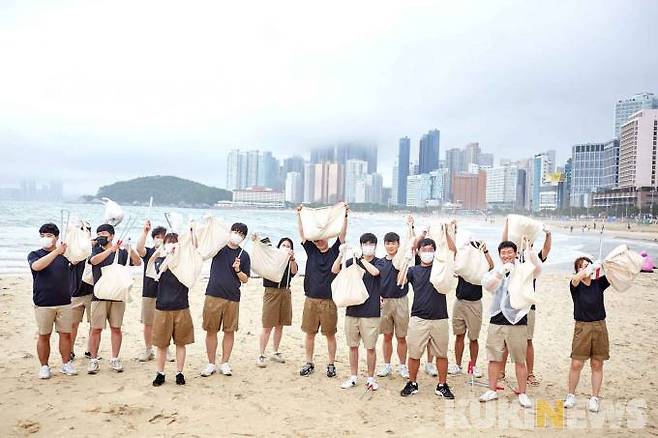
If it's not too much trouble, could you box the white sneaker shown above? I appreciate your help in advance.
[340,376,357,389]
[87,358,100,374]
[377,363,392,377]
[60,361,77,376]
[587,396,600,413]
[518,393,532,408]
[256,356,267,368]
[472,366,483,378]
[38,365,51,379]
[479,389,498,402]
[448,363,462,375]
[564,393,576,409]
[424,362,438,377]
[220,363,233,376]
[109,357,124,373]
[200,363,217,377]
[398,364,410,379]
[138,348,155,362]
[270,352,285,363]
[366,377,379,391]
[166,348,175,362]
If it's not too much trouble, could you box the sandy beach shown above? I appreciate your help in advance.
[1,270,657,437]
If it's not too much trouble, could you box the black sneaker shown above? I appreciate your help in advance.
[299,362,315,376]
[70,352,75,362]
[152,372,165,387]
[435,383,455,399]
[400,381,419,397]
[326,363,336,378]
[176,372,186,385]
[84,352,92,359]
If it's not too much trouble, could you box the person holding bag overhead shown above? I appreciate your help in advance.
[331,233,385,391]
[297,203,348,378]
[257,237,298,368]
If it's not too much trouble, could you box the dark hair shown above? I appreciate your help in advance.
[152,226,167,239]
[360,233,377,245]
[574,256,592,273]
[231,222,248,236]
[277,237,294,250]
[498,241,517,253]
[417,238,436,251]
[384,232,400,243]
[164,232,179,243]
[39,223,59,237]
[96,223,115,235]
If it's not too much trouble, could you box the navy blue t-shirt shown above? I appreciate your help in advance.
[91,245,133,302]
[455,276,482,301]
[302,239,341,299]
[155,257,189,310]
[28,249,72,307]
[345,257,384,318]
[69,260,93,298]
[141,247,158,298]
[206,246,251,302]
[379,257,409,299]
[407,265,448,320]
[570,276,610,322]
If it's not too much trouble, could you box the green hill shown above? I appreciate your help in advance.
[95,176,231,207]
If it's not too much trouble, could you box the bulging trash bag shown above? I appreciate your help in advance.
[602,244,643,292]
[429,224,457,294]
[508,247,538,309]
[299,203,346,241]
[331,255,369,307]
[94,251,133,301]
[102,198,124,226]
[454,240,489,285]
[162,231,204,289]
[64,220,92,263]
[193,215,230,260]
[392,221,414,271]
[82,260,94,285]
[251,237,290,282]
[506,214,543,248]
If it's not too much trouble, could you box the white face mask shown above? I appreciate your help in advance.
[361,244,376,256]
[229,232,244,246]
[420,252,435,264]
[40,236,55,249]
[153,238,163,248]
[164,243,176,254]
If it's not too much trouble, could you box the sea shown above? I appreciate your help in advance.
[2,200,657,276]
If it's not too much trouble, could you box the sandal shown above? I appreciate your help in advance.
[527,373,541,386]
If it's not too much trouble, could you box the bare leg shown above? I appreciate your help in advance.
[305,333,315,363]
[454,334,465,366]
[143,324,153,350]
[527,340,535,375]
[349,346,359,375]
[469,339,479,364]
[272,326,283,352]
[37,334,51,366]
[58,332,72,363]
[86,326,93,353]
[488,361,501,390]
[259,327,273,356]
[156,346,166,373]
[396,337,407,364]
[221,331,235,363]
[515,362,528,394]
[176,344,186,373]
[71,322,80,352]
[109,327,122,358]
[500,347,509,378]
[436,357,448,384]
[407,357,420,382]
[590,359,603,397]
[205,331,218,364]
[367,348,376,377]
[89,328,102,358]
[326,334,337,363]
[382,333,393,364]
[568,359,584,394]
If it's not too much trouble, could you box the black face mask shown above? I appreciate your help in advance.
[96,236,109,247]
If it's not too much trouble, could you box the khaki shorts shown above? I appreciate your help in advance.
[452,299,483,341]
[486,324,527,363]
[262,288,293,328]
[571,320,610,361]
[141,297,157,325]
[301,297,338,336]
[380,296,410,337]
[407,316,449,360]
[91,301,126,330]
[152,308,195,348]
[71,295,92,324]
[202,295,239,333]
[345,316,380,349]
[526,308,536,340]
[34,305,73,335]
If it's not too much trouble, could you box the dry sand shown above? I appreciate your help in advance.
[1,271,657,437]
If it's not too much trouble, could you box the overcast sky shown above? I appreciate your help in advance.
[1,0,657,196]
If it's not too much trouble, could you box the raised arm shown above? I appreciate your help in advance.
[502,217,509,241]
[338,203,349,243]
[136,220,150,258]
[571,266,591,287]
[30,242,67,271]
[90,241,120,265]
[445,223,457,254]
[526,242,542,278]
[331,250,344,274]
[128,244,142,266]
[360,258,380,276]
[482,242,494,270]
[296,204,305,243]
[541,225,552,260]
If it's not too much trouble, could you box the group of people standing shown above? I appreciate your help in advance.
[29,207,615,412]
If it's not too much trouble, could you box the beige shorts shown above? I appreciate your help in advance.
[380,296,410,337]
[407,316,449,360]
[301,297,338,336]
[345,316,380,349]
[71,295,92,324]
[202,296,240,333]
[527,308,536,340]
[571,320,610,361]
[152,309,195,348]
[34,305,73,335]
[486,324,528,363]
[262,288,293,328]
[91,301,126,330]
[141,297,157,325]
[452,299,483,341]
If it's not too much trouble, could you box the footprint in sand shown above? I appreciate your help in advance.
[15,419,40,434]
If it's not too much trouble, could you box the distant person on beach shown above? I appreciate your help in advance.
[332,233,384,391]
[257,237,297,367]
[136,220,168,362]
[479,240,541,409]
[640,251,655,272]
[28,223,77,379]
[151,233,195,386]
[563,257,610,413]
[200,222,250,377]
[69,221,94,361]
[399,235,456,400]
[297,204,348,378]
[88,224,142,374]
